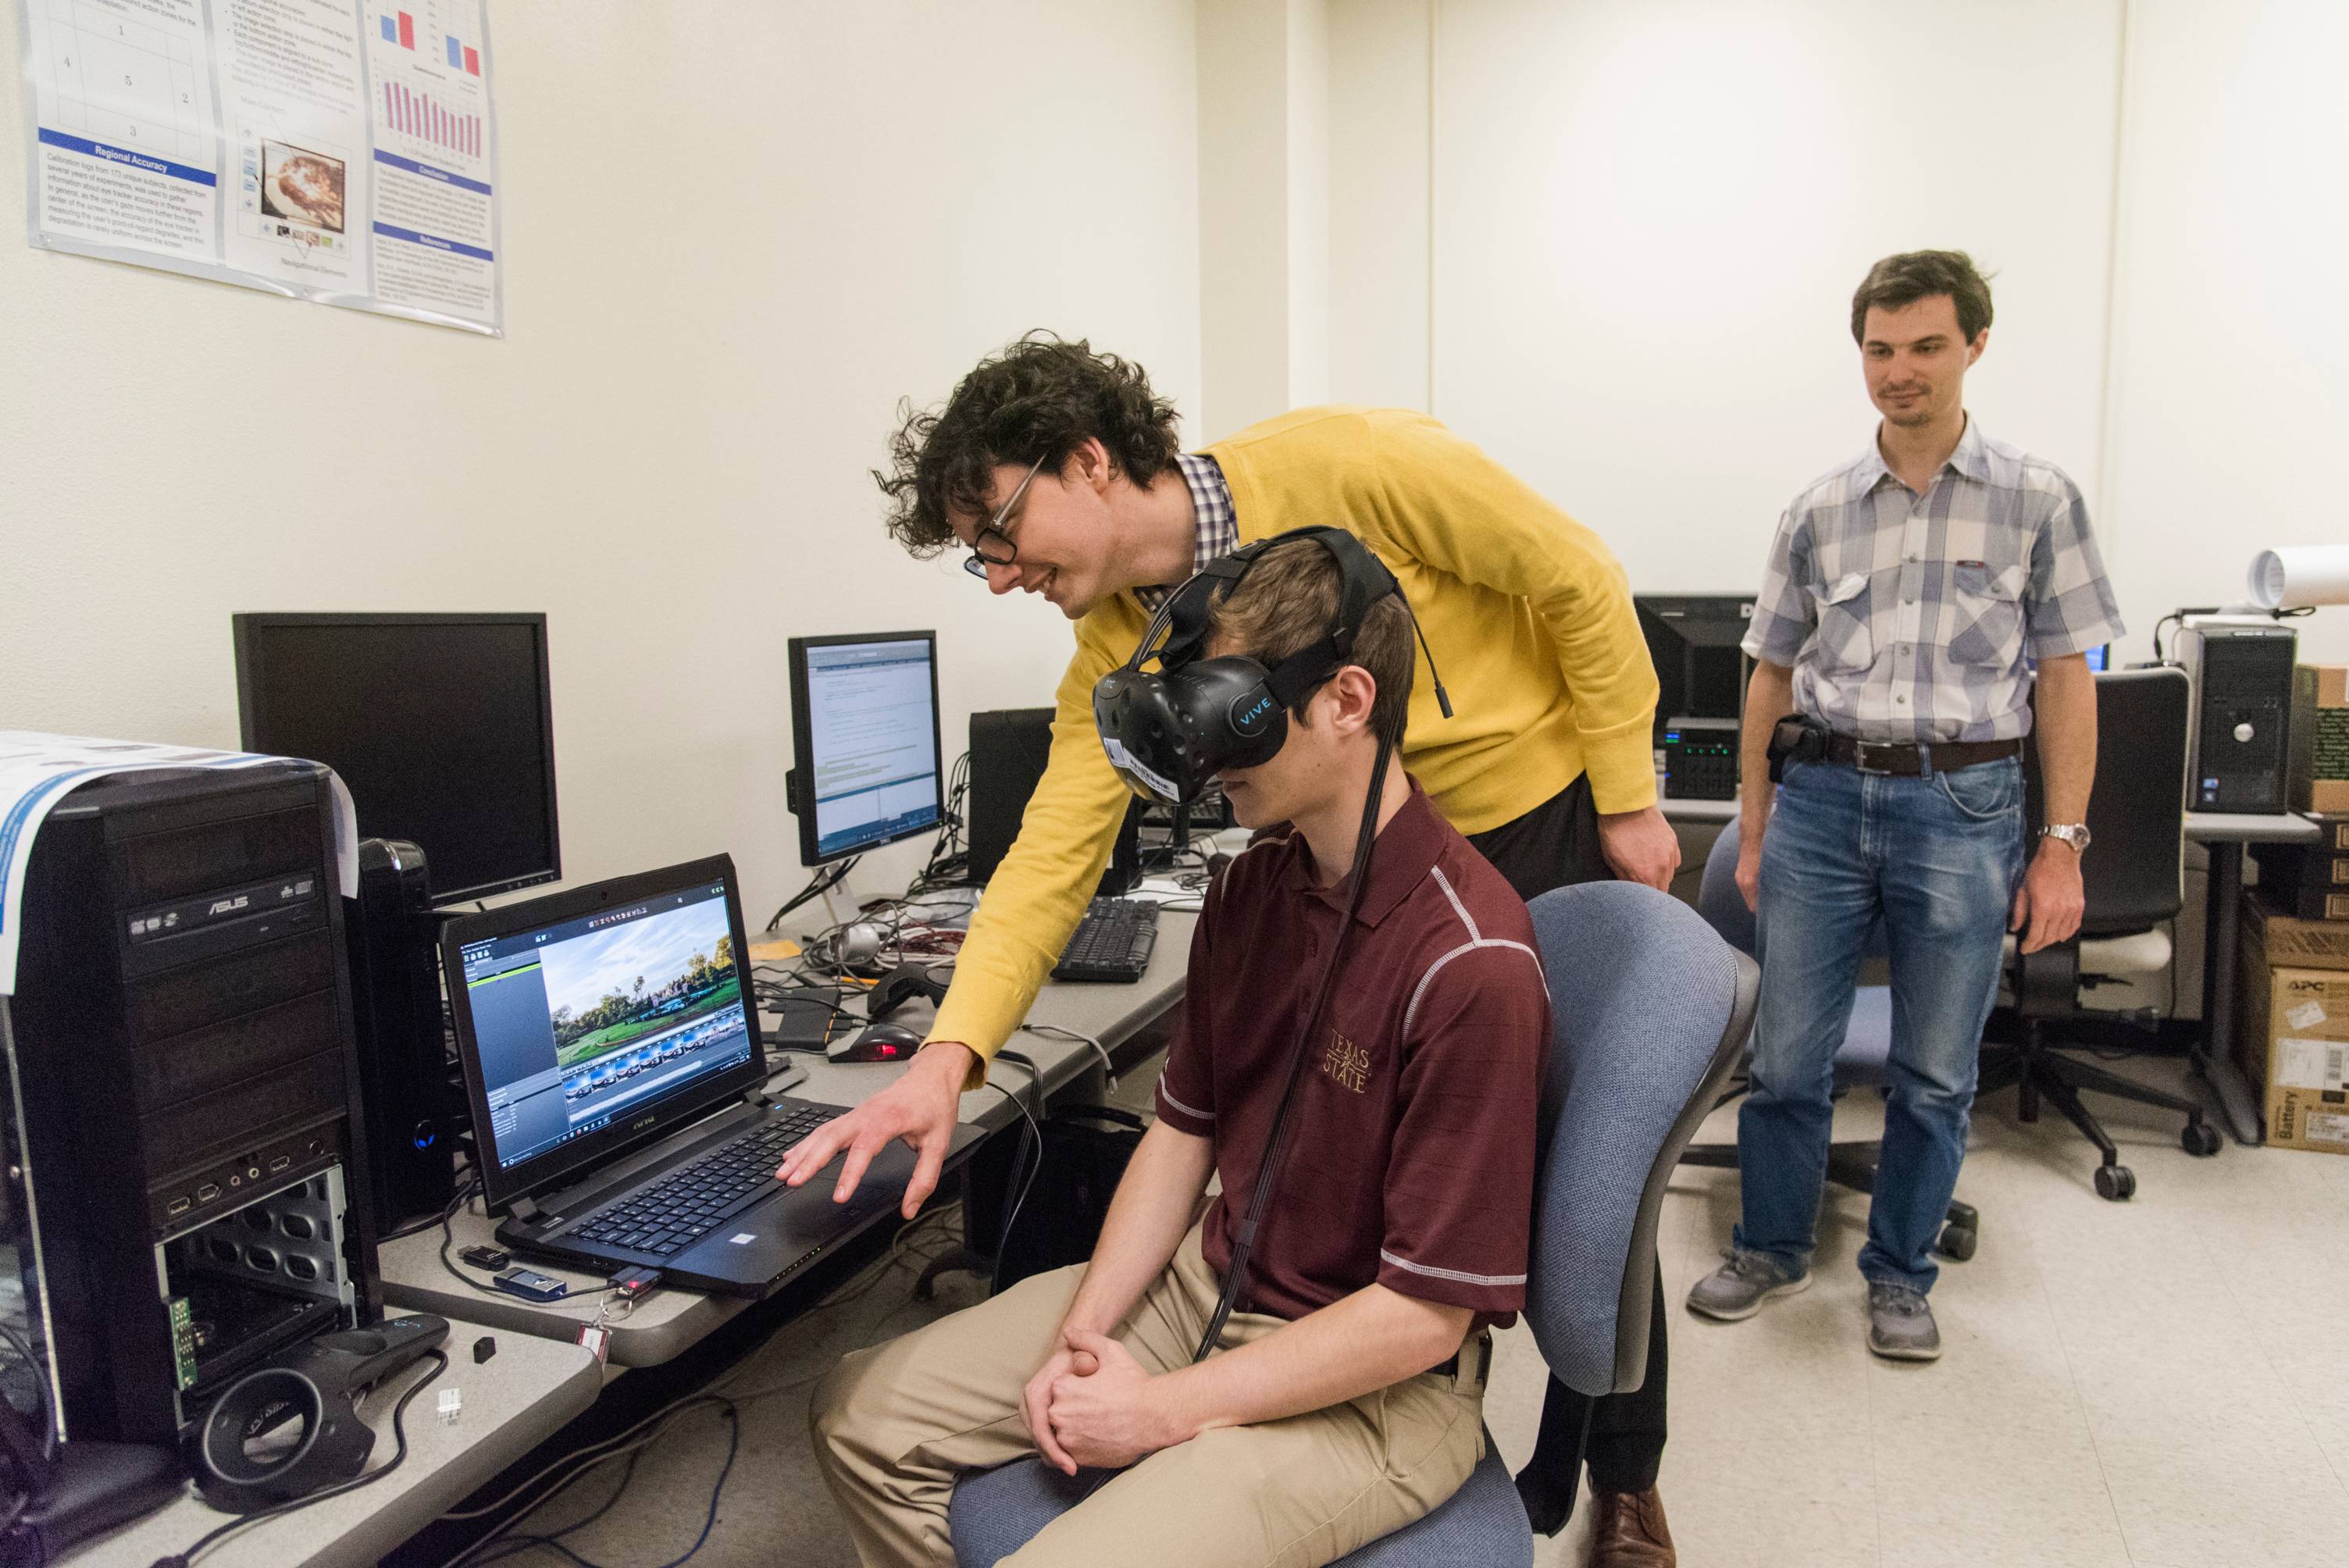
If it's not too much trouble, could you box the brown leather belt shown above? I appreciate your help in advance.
[1824,734,2022,776]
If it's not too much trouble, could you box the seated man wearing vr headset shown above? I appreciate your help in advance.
[810,533,1550,1567]
[788,336,1679,1561]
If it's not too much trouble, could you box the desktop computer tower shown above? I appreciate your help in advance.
[344,838,461,1235]
[1637,595,1754,797]
[1636,596,1754,737]
[1659,718,1740,800]
[2179,616,2297,813]
[0,763,377,1448]
[968,708,1140,894]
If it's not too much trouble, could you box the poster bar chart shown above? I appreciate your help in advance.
[382,82,480,158]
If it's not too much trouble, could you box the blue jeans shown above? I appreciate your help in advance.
[1735,754,2025,1292]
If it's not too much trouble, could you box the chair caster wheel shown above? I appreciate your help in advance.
[2181,1119,2223,1157]
[1936,1224,1978,1262]
[2094,1164,2136,1202]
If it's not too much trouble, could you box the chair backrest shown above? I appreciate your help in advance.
[2026,665,2187,934]
[1697,818,1887,960]
[1524,882,1758,1395]
[1695,820,1760,954]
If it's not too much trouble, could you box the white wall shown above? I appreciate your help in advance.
[1324,0,2349,661]
[0,0,1201,920]
[2102,0,2349,665]
[1196,0,1290,440]
[1410,0,2127,595]
[1284,0,1331,410]
[1195,0,1336,440]
[1328,0,1428,412]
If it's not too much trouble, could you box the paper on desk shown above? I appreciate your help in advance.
[0,732,359,996]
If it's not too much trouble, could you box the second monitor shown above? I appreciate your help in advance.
[786,631,945,866]
[232,611,561,904]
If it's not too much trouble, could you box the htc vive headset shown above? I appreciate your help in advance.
[1093,526,1449,805]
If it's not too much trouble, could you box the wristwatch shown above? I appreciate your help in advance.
[2041,823,2091,853]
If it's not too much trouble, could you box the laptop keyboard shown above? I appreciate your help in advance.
[566,1104,841,1258]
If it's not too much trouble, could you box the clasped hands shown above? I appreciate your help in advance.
[1020,1326,1192,1475]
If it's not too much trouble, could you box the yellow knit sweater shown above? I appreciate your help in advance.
[927,406,1658,1076]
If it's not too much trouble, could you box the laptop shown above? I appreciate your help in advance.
[442,854,981,1297]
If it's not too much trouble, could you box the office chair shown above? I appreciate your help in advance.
[1683,821,1980,1260]
[1980,664,2223,1199]
[945,883,1759,1567]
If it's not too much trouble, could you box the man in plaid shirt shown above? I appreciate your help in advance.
[1688,251,2124,1360]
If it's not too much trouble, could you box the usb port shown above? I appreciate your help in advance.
[268,1155,291,1174]
[196,1183,222,1203]
[166,1196,191,1216]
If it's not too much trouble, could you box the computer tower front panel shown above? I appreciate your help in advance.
[2183,619,2297,813]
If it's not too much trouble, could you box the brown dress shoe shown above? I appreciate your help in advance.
[1588,1486,1676,1568]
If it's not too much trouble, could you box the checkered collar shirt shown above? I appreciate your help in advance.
[1740,416,2125,744]
[1132,452,1240,611]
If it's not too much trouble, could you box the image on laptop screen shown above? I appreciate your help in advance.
[457,875,755,1172]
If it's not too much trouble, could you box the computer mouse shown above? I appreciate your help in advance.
[829,1020,925,1064]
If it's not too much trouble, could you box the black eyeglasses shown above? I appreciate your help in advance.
[961,454,1048,580]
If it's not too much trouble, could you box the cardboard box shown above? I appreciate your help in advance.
[2290,665,2349,814]
[2247,843,2349,921]
[2240,887,2349,970]
[2237,895,2349,1154]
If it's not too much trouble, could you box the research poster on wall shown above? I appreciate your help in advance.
[16,0,503,334]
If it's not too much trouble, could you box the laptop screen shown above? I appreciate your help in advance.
[447,857,765,1207]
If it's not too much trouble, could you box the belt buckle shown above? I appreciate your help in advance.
[1854,741,1898,775]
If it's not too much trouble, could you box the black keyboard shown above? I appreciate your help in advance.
[1053,897,1160,983]
[566,1104,840,1258]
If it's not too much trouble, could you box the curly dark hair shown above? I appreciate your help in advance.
[1851,250,1995,345]
[875,333,1184,558]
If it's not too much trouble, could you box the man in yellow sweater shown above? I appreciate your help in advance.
[779,334,1682,1563]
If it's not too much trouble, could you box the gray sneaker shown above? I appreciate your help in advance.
[1866,1281,1942,1360]
[1685,1248,1811,1320]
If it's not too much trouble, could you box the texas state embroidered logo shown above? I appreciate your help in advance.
[1321,1029,1370,1093]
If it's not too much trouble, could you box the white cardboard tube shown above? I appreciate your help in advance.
[2248,546,2349,611]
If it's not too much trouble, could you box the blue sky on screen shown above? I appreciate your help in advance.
[539,900,733,1021]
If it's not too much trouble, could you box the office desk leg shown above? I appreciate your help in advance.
[2196,841,2265,1146]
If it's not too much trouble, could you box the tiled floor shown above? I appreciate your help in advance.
[477,1056,2349,1567]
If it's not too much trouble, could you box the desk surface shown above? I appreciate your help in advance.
[1672,799,2324,843]
[66,1315,599,1568]
[2183,810,2322,844]
[380,907,1196,1365]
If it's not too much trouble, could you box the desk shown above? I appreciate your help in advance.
[2185,811,2321,1145]
[1661,793,2318,1146]
[379,909,1196,1365]
[1659,796,1738,825]
[63,1316,599,1568]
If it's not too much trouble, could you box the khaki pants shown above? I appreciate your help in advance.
[809,1225,1488,1568]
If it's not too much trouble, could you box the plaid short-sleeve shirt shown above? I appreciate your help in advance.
[1741,418,2124,743]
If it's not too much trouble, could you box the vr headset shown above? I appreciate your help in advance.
[1092,526,1450,805]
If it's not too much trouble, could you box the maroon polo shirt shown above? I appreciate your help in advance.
[1153,778,1550,1324]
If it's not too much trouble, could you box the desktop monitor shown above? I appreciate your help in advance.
[1636,594,1756,739]
[233,611,561,904]
[786,631,945,867]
